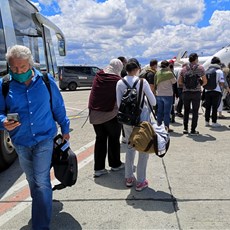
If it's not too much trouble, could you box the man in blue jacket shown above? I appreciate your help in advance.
[0,45,70,230]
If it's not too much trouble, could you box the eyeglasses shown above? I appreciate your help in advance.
[9,64,29,73]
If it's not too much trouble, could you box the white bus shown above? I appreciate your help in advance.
[0,0,66,171]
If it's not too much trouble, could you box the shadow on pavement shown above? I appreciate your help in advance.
[93,167,179,214]
[94,169,126,190]
[187,133,216,142]
[52,200,82,229]
[20,200,82,230]
[126,188,179,214]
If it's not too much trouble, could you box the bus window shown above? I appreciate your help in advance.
[58,39,66,56]
[0,11,7,76]
[8,0,47,71]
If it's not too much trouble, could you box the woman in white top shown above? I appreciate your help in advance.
[116,60,156,191]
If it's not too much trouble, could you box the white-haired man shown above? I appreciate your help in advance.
[0,45,70,230]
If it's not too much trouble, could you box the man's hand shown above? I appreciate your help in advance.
[3,119,21,131]
[62,133,70,142]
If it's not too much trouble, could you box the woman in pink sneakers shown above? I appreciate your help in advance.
[116,59,156,191]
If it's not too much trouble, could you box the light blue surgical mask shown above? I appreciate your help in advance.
[9,69,32,83]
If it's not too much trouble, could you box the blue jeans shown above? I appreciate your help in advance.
[14,138,53,230]
[156,96,173,128]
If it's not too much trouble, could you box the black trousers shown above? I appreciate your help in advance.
[204,91,222,123]
[93,116,122,171]
[182,91,201,131]
[176,88,183,114]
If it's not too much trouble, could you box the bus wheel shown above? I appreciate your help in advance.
[68,82,77,91]
[0,130,17,172]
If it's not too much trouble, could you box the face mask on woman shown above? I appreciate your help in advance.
[9,69,32,83]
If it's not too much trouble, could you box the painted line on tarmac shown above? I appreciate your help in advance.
[0,141,95,227]
[65,107,83,111]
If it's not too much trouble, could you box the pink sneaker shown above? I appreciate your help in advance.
[125,177,135,187]
[135,180,148,191]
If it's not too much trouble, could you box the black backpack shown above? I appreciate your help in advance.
[52,134,78,191]
[117,78,143,126]
[183,65,200,89]
[139,68,151,79]
[203,67,218,90]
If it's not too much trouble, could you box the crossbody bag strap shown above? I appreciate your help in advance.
[146,96,157,120]
[137,78,144,109]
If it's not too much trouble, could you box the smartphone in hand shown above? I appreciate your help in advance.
[7,113,20,122]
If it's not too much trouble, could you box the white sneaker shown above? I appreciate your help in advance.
[205,122,210,127]
[111,163,125,171]
[212,122,221,127]
[94,169,108,177]
[121,136,126,144]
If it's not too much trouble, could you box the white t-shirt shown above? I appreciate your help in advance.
[205,68,225,93]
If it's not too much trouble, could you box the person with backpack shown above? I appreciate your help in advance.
[88,59,124,178]
[139,59,158,93]
[176,63,187,118]
[204,57,225,127]
[116,60,156,191]
[178,53,207,135]
[0,45,70,230]
[154,60,177,132]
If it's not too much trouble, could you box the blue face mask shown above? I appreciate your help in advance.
[9,69,32,83]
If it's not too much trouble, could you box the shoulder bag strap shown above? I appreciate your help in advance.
[137,78,144,109]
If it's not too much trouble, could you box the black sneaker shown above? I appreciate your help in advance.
[170,115,175,123]
[183,129,188,134]
[176,113,183,117]
[190,130,199,135]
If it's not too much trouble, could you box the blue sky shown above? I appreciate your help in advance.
[198,0,230,27]
[31,0,230,67]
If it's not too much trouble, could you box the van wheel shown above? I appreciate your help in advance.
[0,130,17,172]
[68,82,77,91]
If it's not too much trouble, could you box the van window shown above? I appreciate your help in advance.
[92,67,100,74]
[64,67,78,74]
[81,67,91,74]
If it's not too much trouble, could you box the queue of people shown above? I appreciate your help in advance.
[1,45,230,229]
[88,53,229,195]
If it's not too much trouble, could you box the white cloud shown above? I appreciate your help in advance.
[30,1,42,11]
[43,0,230,66]
[37,0,53,6]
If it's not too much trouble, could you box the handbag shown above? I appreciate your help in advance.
[128,99,170,157]
[51,134,78,190]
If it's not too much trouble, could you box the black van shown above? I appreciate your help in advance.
[58,65,101,91]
